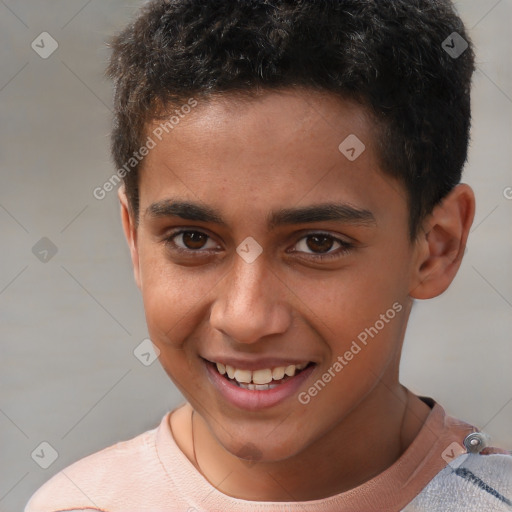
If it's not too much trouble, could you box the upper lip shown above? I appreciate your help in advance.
[202,356,314,371]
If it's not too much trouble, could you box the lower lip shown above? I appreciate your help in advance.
[204,360,316,411]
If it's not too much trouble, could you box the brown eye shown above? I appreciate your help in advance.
[181,231,208,249]
[305,234,334,253]
[166,230,219,253]
[293,232,353,260]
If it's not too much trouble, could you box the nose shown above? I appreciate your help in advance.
[209,253,291,344]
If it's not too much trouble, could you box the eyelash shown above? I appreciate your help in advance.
[164,229,354,261]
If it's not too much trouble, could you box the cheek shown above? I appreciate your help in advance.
[137,244,219,349]
[137,252,206,389]
[294,257,408,382]
[299,265,405,331]
[300,292,407,422]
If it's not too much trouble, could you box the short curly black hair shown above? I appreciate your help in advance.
[107,0,475,238]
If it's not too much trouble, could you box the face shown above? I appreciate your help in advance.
[123,89,421,462]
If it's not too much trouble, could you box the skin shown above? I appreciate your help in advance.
[119,88,475,501]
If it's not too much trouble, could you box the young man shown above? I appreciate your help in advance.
[26,0,511,510]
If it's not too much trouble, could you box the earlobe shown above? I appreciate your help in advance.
[410,184,475,300]
[118,186,142,289]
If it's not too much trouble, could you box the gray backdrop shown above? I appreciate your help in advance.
[1,1,511,510]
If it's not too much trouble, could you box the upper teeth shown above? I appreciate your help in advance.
[215,362,309,384]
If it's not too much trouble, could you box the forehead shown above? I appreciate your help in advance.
[149,89,373,159]
[139,89,406,228]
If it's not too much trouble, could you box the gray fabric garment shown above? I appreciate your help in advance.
[403,453,512,511]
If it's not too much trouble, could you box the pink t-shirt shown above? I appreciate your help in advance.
[25,398,494,511]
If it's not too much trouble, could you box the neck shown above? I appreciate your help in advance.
[190,384,431,502]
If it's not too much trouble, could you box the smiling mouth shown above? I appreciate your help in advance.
[204,359,315,391]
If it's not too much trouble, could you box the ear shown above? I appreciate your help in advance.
[409,183,475,300]
[118,185,141,289]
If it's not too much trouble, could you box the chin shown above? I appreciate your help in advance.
[225,435,306,464]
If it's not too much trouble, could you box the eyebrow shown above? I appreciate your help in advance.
[145,199,376,229]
